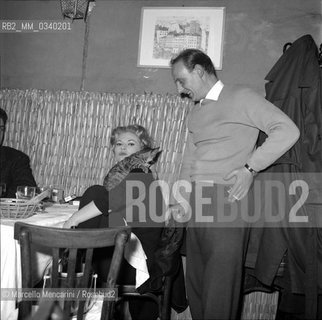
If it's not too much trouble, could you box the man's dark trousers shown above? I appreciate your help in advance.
[186,182,251,320]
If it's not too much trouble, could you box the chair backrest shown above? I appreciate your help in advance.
[14,222,131,320]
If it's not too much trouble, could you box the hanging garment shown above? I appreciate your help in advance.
[264,34,322,172]
[246,34,322,319]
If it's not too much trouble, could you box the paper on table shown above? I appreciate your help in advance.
[124,232,149,288]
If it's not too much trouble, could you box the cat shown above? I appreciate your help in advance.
[103,147,162,191]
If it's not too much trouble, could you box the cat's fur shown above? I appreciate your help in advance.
[103,147,162,191]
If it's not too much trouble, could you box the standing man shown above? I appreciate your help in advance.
[0,108,37,197]
[170,49,300,320]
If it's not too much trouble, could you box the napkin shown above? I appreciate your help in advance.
[124,232,149,288]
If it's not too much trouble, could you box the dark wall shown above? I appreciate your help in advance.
[1,0,321,94]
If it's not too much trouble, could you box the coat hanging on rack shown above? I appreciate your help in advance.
[248,34,322,320]
[265,34,322,171]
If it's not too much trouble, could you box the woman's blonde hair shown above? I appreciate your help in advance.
[110,124,153,148]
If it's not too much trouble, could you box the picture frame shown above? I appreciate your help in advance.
[137,7,225,69]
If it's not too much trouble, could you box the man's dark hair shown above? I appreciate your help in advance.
[0,108,8,125]
[170,48,217,77]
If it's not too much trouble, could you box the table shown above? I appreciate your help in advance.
[1,203,77,320]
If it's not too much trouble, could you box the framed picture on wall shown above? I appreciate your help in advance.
[137,7,225,69]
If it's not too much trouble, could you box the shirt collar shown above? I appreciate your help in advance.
[205,80,224,101]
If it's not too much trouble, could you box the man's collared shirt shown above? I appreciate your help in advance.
[200,80,224,106]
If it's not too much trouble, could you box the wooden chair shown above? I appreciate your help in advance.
[14,222,131,320]
[115,219,187,320]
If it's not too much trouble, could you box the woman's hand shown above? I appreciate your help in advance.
[62,201,102,229]
[63,217,78,229]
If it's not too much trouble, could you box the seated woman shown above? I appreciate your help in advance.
[63,124,165,320]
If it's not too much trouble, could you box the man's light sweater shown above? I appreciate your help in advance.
[179,84,300,185]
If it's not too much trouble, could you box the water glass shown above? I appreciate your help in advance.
[16,186,36,200]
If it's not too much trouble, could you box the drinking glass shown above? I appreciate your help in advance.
[16,186,36,200]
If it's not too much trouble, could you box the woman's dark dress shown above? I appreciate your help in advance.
[77,168,166,320]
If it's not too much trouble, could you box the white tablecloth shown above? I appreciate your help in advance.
[1,203,77,320]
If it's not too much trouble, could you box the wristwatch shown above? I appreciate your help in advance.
[244,163,257,176]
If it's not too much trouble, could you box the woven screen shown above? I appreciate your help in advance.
[0,89,192,197]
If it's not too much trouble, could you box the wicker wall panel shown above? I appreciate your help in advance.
[0,89,192,197]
